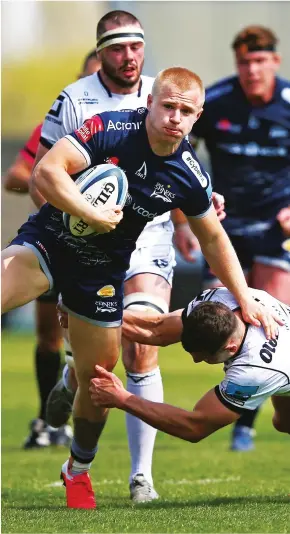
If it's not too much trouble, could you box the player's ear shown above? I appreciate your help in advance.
[195,108,203,121]
[225,340,238,356]
[147,94,153,110]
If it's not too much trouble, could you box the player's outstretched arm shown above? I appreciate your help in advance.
[122,309,183,346]
[89,367,239,443]
[187,207,282,339]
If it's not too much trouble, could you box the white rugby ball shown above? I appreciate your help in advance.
[63,164,128,237]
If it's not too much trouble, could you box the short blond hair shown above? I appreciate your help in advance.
[152,67,205,105]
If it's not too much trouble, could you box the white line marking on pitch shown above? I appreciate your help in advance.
[45,476,240,488]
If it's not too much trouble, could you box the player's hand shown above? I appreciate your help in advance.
[239,296,283,339]
[212,192,226,222]
[173,223,201,262]
[277,207,290,237]
[89,365,131,408]
[89,205,123,234]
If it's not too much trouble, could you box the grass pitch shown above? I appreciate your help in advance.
[2,333,289,533]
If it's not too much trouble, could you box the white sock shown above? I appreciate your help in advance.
[126,367,163,486]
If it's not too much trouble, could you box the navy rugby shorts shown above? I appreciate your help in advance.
[8,219,126,327]
[204,215,290,282]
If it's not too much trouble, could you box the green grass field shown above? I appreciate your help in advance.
[2,333,289,533]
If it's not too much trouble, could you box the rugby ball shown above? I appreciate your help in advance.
[63,164,128,237]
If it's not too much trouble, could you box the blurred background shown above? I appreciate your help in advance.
[2,0,290,329]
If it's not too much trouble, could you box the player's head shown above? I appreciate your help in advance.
[78,49,101,79]
[232,25,281,103]
[181,302,241,364]
[147,67,204,143]
[96,10,144,88]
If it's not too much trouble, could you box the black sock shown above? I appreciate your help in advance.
[235,407,260,429]
[35,347,61,421]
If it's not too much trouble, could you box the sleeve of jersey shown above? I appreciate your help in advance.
[65,116,106,167]
[19,123,42,165]
[40,91,78,149]
[215,366,266,414]
[180,155,213,217]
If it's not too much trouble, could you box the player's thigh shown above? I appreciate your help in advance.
[251,263,290,304]
[1,245,49,313]
[35,295,63,351]
[271,395,290,433]
[68,314,121,385]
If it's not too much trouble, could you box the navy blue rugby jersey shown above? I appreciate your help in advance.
[192,75,290,219]
[30,108,212,269]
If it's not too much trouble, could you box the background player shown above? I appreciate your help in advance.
[2,50,101,449]
[175,25,290,450]
[90,288,290,444]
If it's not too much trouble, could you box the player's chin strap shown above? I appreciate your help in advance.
[64,292,168,369]
[123,292,169,314]
[97,26,145,52]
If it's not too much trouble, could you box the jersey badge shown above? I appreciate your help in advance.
[75,116,104,143]
[97,285,115,298]
[150,182,176,203]
[135,161,147,179]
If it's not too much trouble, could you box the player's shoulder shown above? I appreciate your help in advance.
[205,75,237,104]
[61,72,100,100]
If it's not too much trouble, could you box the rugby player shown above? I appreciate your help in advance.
[30,9,225,502]
[90,287,290,444]
[3,50,100,449]
[175,26,290,450]
[2,67,280,509]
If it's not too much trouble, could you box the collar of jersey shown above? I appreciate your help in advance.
[97,71,143,98]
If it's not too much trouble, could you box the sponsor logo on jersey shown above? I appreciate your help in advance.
[138,107,146,114]
[135,161,147,179]
[132,203,157,219]
[218,142,287,157]
[220,381,259,406]
[215,119,242,133]
[269,125,288,138]
[150,182,176,203]
[75,116,104,143]
[259,334,279,364]
[97,285,115,297]
[95,301,118,313]
[107,120,142,131]
[182,151,208,188]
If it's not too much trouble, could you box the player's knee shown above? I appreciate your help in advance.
[122,291,168,372]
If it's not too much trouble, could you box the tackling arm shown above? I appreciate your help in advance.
[122,309,183,346]
[89,367,239,443]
